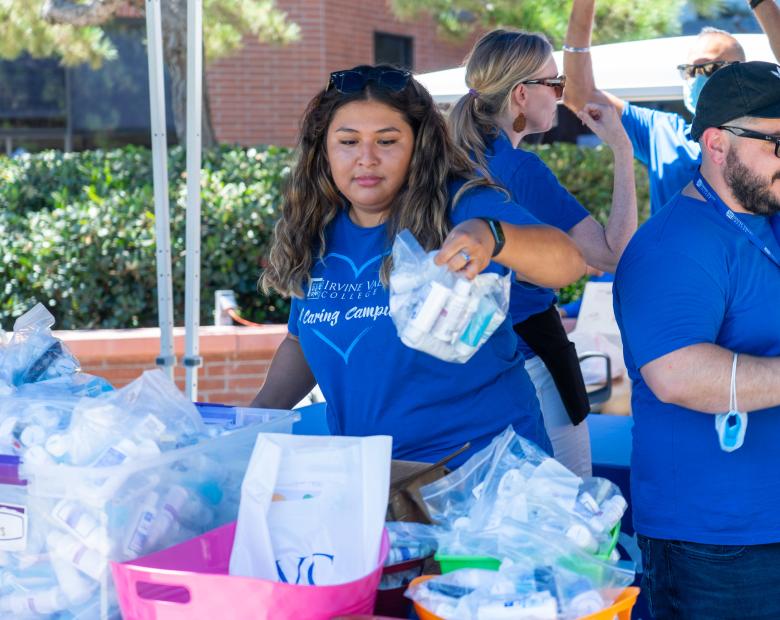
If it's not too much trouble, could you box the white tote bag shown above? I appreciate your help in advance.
[229,433,392,585]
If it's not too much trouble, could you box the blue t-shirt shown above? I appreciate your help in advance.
[288,182,552,466]
[621,102,701,216]
[614,192,780,545]
[485,132,589,359]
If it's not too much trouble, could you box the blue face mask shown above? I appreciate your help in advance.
[683,74,709,115]
[716,353,748,453]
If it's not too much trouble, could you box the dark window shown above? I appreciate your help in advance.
[374,32,413,70]
[0,18,175,154]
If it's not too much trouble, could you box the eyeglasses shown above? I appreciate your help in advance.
[720,125,780,158]
[676,60,736,80]
[327,67,412,94]
[519,75,566,99]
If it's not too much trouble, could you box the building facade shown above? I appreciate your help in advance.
[207,0,481,147]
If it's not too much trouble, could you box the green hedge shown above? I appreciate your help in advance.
[0,145,292,329]
[0,144,649,329]
[531,143,651,305]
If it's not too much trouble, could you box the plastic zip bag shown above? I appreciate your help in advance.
[0,304,80,388]
[389,230,510,363]
[421,427,628,558]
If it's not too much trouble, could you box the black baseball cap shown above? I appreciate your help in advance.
[691,61,780,141]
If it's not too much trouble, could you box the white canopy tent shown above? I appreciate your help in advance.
[416,33,775,104]
[144,0,203,399]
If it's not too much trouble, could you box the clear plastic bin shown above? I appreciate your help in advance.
[0,406,298,619]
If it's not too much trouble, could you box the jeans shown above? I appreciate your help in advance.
[638,534,780,619]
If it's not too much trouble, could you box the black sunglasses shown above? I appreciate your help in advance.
[720,125,780,158]
[327,67,412,94]
[676,60,736,80]
[519,75,566,99]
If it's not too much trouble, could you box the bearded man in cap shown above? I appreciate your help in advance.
[613,61,780,619]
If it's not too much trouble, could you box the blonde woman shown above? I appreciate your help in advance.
[449,30,637,476]
[251,65,586,466]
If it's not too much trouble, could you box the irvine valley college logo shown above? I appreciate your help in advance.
[300,253,391,364]
[276,553,335,585]
[307,277,325,300]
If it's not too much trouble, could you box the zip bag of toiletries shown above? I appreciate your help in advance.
[421,426,628,561]
[0,303,83,390]
[406,519,635,620]
[389,229,510,363]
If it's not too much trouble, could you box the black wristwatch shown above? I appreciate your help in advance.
[479,217,505,257]
[750,0,766,9]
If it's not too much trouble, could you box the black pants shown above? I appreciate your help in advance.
[513,305,590,425]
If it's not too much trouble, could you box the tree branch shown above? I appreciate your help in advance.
[40,0,126,27]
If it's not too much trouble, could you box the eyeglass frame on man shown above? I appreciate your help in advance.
[676,60,737,80]
[518,75,566,99]
[326,67,412,94]
[719,125,780,158]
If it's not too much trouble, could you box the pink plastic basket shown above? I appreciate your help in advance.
[111,522,389,620]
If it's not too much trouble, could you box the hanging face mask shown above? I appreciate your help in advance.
[715,353,747,452]
[683,74,709,115]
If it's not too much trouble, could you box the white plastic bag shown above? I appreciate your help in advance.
[389,230,510,363]
[229,433,392,585]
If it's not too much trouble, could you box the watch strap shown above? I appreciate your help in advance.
[478,217,505,257]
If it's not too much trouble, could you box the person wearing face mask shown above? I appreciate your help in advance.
[613,61,780,619]
[564,0,780,216]
[447,29,637,478]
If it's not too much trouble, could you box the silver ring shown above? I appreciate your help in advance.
[459,249,471,263]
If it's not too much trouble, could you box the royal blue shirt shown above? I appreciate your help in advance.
[485,132,589,359]
[621,102,701,216]
[288,182,552,466]
[614,192,780,544]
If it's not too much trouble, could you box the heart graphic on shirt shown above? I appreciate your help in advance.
[311,327,371,364]
[318,252,385,277]
[306,251,389,364]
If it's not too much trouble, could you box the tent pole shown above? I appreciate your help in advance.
[183,0,204,400]
[145,0,176,379]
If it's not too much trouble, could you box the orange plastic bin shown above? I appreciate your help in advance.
[409,576,640,620]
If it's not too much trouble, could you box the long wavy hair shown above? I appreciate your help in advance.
[449,29,552,175]
[262,65,484,298]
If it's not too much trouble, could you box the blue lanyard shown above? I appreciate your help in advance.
[694,171,780,269]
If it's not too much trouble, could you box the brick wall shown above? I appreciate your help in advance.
[57,325,287,405]
[207,0,481,146]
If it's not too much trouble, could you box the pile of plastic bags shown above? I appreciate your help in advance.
[0,305,259,618]
[399,427,635,619]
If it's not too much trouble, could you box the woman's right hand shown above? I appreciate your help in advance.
[577,102,632,153]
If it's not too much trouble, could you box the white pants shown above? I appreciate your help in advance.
[524,355,592,478]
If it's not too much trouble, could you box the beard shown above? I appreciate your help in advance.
[724,149,780,216]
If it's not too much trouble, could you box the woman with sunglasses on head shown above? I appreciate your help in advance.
[449,29,637,477]
[250,65,586,466]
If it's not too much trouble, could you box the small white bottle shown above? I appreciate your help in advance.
[91,437,140,467]
[565,523,599,554]
[51,556,97,605]
[403,281,451,345]
[431,279,472,343]
[47,530,106,581]
[45,432,72,459]
[146,486,188,548]
[0,587,69,615]
[125,491,160,556]
[52,499,112,555]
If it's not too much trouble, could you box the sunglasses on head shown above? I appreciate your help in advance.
[519,75,566,99]
[326,67,412,94]
[676,60,737,80]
